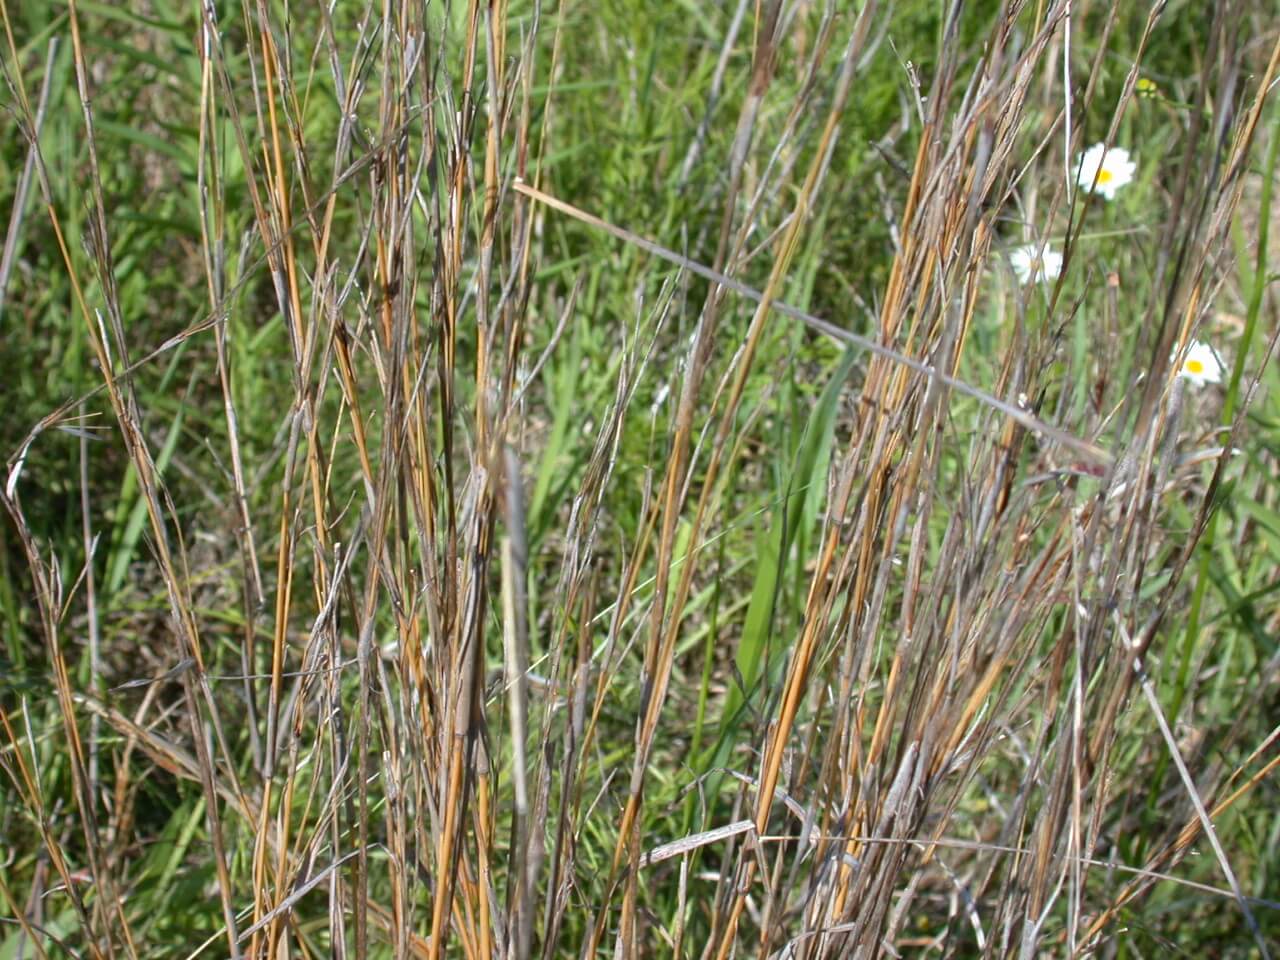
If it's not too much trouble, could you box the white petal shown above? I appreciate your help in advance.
[1009,244,1062,284]
[1076,143,1135,200]
[1173,339,1226,387]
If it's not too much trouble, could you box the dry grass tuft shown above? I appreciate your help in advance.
[2,0,1279,957]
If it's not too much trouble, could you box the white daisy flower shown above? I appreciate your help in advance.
[1173,340,1225,387]
[1010,244,1064,284]
[1076,143,1136,200]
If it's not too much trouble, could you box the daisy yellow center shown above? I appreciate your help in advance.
[1186,359,1204,374]
[1097,168,1114,184]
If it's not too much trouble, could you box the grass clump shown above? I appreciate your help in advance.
[2,0,1279,957]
